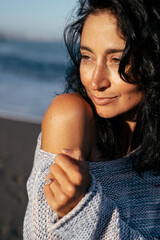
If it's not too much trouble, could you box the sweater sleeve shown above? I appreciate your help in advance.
[23,137,57,239]
[23,134,157,240]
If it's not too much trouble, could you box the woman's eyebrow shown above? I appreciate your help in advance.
[80,46,93,53]
[80,45,124,54]
[106,49,124,54]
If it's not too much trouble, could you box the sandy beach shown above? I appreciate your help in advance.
[0,117,41,240]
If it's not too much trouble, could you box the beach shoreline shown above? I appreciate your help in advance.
[0,117,41,239]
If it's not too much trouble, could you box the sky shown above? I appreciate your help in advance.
[0,0,76,41]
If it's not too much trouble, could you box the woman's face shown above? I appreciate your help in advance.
[80,12,142,120]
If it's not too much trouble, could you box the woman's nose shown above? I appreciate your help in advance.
[91,63,111,91]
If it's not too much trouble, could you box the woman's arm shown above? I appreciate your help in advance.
[23,93,95,239]
[41,93,95,158]
[42,93,96,217]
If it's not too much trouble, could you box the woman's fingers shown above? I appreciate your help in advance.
[53,153,88,185]
[50,180,68,211]
[46,173,54,184]
[61,148,83,161]
[44,179,73,217]
[44,149,91,217]
[49,163,76,197]
[44,180,79,217]
[44,184,55,208]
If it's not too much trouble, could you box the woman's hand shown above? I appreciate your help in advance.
[44,148,91,217]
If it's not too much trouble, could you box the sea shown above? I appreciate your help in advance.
[0,38,67,123]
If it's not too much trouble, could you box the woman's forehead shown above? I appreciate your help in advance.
[81,12,126,49]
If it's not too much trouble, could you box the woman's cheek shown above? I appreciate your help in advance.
[80,65,92,89]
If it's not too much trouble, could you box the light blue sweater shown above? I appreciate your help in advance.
[23,133,160,239]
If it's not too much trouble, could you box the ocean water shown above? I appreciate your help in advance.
[0,39,67,123]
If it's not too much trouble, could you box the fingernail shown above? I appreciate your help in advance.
[62,149,71,153]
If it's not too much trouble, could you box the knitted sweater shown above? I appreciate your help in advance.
[23,133,160,239]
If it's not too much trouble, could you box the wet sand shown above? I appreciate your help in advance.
[0,117,41,240]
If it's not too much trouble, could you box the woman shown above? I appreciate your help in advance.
[23,0,160,239]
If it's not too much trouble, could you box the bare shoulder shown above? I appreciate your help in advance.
[45,93,93,118]
[42,93,94,127]
[41,93,95,157]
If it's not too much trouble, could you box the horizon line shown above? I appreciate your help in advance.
[0,31,63,43]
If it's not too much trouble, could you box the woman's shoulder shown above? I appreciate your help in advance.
[41,93,95,155]
[45,93,93,116]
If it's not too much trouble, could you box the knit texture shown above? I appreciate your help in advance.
[23,133,160,239]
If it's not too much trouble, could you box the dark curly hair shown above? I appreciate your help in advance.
[63,0,160,174]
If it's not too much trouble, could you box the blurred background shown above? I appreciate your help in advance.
[0,0,76,122]
[0,1,75,239]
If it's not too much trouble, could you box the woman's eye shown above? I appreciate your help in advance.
[81,55,91,62]
[112,58,121,64]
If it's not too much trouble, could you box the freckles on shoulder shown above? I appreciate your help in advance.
[41,93,95,155]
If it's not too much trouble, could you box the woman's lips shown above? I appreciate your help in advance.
[91,95,118,105]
